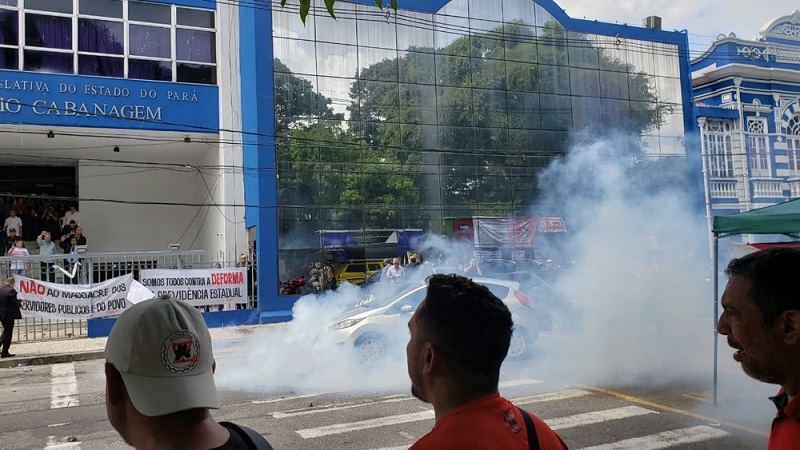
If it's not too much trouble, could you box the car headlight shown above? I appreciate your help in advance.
[332,318,364,330]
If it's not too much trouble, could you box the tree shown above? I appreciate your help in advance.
[273,59,341,133]
[274,59,422,234]
[280,0,397,23]
[349,20,668,217]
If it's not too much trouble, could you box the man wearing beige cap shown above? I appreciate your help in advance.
[104,294,274,449]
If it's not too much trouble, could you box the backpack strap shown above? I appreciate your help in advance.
[220,421,275,450]
[516,407,541,450]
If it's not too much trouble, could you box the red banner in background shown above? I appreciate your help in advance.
[452,218,474,241]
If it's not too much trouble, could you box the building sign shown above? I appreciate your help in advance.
[139,268,247,306]
[0,70,218,132]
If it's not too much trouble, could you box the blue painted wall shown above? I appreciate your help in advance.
[88,308,261,338]
[0,70,219,132]
[240,1,294,323]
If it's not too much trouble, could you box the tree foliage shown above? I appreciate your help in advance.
[276,19,669,231]
[275,59,422,233]
[280,0,398,23]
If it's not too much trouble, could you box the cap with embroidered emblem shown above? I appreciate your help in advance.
[105,294,220,416]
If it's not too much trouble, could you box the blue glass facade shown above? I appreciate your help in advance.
[241,0,696,322]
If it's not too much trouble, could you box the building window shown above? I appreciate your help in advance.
[706,119,734,178]
[788,116,800,178]
[2,0,216,85]
[748,117,770,177]
[0,1,19,71]
[78,0,124,77]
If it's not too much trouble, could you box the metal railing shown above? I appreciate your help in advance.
[0,249,258,342]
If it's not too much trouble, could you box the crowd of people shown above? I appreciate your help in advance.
[1,196,86,283]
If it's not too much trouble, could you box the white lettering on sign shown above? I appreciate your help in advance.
[27,100,163,121]
[0,79,50,92]
[0,78,200,122]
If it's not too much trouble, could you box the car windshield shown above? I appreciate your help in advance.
[356,282,423,309]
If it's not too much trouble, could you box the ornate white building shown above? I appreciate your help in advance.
[693,11,800,220]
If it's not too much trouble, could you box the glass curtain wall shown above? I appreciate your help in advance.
[272,0,684,285]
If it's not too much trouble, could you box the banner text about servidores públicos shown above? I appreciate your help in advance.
[14,274,142,319]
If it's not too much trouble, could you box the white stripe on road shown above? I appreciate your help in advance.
[366,425,728,450]
[546,406,657,430]
[257,378,540,408]
[577,425,729,450]
[280,389,588,420]
[44,435,80,449]
[273,395,413,419]
[252,393,322,404]
[296,410,434,439]
[499,378,543,388]
[512,389,592,404]
[50,363,78,409]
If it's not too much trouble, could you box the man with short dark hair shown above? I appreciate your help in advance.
[406,274,567,449]
[718,247,800,449]
[0,277,21,358]
[104,294,274,449]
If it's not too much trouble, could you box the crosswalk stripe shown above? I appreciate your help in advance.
[276,389,588,420]
[512,389,592,404]
[272,395,413,419]
[499,378,543,388]
[576,425,729,450]
[252,393,322,404]
[546,406,657,431]
[296,410,434,439]
[50,363,78,409]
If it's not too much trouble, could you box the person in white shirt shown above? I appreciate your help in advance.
[65,237,80,284]
[37,231,57,282]
[6,240,29,277]
[386,258,405,283]
[62,206,80,227]
[3,210,22,236]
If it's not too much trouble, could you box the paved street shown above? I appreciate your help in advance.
[0,331,776,449]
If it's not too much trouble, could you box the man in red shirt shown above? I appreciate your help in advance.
[717,247,800,449]
[406,274,568,450]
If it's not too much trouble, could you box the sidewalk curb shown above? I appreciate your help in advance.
[0,350,106,369]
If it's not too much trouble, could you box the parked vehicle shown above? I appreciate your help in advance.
[328,277,539,365]
[335,260,385,286]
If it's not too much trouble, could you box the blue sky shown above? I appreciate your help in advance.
[555,1,794,57]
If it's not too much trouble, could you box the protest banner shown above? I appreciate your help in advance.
[138,268,247,306]
[14,274,135,319]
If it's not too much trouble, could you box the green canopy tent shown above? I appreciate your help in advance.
[711,198,800,403]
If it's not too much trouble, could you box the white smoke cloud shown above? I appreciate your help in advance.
[217,132,716,396]
[523,133,714,387]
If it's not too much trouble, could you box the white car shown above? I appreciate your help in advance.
[328,277,539,364]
